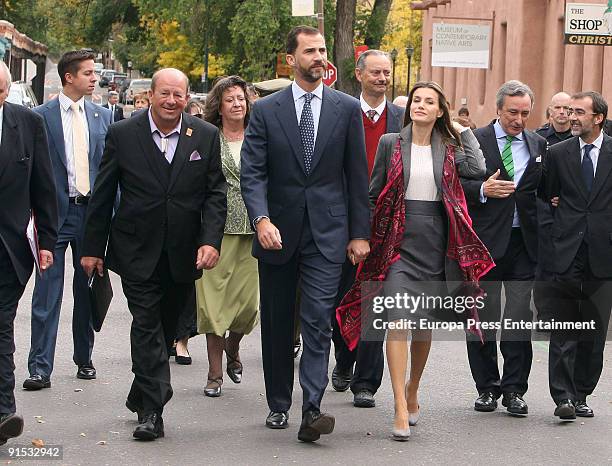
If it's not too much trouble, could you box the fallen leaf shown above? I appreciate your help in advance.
[80,433,87,437]
[109,431,120,435]
[366,432,372,436]
[96,441,107,445]
[74,388,83,392]
[34,416,43,419]
[32,439,45,448]
[36,419,45,424]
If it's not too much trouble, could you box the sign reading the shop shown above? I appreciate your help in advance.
[431,23,491,69]
[565,2,612,45]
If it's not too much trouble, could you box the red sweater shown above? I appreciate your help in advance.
[362,107,387,179]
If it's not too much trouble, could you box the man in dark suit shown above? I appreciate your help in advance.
[103,91,124,123]
[25,50,111,391]
[81,68,226,440]
[0,62,58,445]
[546,91,612,420]
[241,25,370,442]
[330,49,404,408]
[461,80,546,416]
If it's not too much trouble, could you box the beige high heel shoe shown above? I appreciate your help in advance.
[405,383,420,426]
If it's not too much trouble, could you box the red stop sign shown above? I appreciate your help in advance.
[323,62,338,87]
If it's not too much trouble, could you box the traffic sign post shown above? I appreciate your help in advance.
[323,62,337,87]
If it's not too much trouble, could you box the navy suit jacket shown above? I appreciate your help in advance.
[34,98,111,228]
[385,101,405,134]
[241,84,370,265]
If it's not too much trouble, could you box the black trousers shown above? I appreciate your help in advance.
[174,291,197,342]
[467,228,535,396]
[259,216,342,415]
[549,242,612,403]
[122,252,195,415]
[0,242,26,414]
[331,260,384,394]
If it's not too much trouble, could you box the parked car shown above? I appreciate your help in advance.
[118,78,131,104]
[94,62,104,74]
[6,81,38,108]
[125,78,152,105]
[109,74,128,92]
[99,70,126,88]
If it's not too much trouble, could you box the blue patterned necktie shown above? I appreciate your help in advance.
[582,144,594,192]
[300,93,315,174]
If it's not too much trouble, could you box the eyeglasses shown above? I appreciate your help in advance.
[567,108,598,117]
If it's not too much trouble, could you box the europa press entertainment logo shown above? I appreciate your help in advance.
[565,1,612,45]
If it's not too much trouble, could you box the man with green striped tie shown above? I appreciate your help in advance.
[460,80,547,417]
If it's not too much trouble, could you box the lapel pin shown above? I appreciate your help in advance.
[186,128,193,137]
[94,113,99,118]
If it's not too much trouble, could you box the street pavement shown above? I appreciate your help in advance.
[3,249,612,465]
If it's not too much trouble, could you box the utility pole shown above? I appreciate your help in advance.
[317,0,324,35]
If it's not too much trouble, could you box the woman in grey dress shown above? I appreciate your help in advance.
[368,81,490,440]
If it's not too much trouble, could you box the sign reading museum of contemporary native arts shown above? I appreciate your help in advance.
[431,23,491,69]
[565,2,612,45]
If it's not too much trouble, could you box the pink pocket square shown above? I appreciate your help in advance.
[189,150,202,161]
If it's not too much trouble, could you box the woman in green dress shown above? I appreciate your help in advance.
[197,76,259,397]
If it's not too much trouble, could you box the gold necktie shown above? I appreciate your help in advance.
[71,102,90,195]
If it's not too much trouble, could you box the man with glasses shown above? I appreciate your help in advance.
[545,91,612,421]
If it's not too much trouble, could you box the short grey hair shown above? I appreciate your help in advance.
[108,90,119,97]
[496,80,534,110]
[0,61,12,89]
[356,50,391,71]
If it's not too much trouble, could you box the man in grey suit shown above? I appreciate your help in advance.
[24,50,111,390]
[241,25,370,442]
[331,49,404,408]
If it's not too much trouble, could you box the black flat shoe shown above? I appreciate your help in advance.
[575,400,594,418]
[0,413,24,444]
[353,389,375,408]
[22,375,51,390]
[175,354,192,365]
[266,411,289,429]
[474,391,498,412]
[76,364,97,380]
[133,413,164,441]
[298,410,335,443]
[331,365,352,392]
[226,352,243,384]
[554,399,576,420]
[204,378,222,397]
[502,392,528,415]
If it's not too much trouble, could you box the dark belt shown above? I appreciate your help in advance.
[69,195,90,205]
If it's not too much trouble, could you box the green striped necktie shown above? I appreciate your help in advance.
[501,135,515,180]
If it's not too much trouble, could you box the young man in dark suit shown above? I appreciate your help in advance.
[461,80,547,416]
[330,49,404,408]
[0,62,58,445]
[103,91,125,123]
[545,91,612,420]
[241,25,370,442]
[81,68,227,440]
[25,50,111,390]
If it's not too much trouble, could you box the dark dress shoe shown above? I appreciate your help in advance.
[266,411,289,429]
[297,410,335,442]
[204,378,222,397]
[474,392,498,412]
[175,354,192,365]
[554,399,576,420]
[331,365,352,392]
[502,392,528,415]
[125,399,144,423]
[353,389,375,408]
[0,413,24,444]
[575,400,594,418]
[23,375,51,390]
[133,413,164,440]
[76,364,97,380]
[226,353,243,384]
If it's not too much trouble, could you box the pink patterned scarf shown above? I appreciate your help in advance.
[336,137,495,350]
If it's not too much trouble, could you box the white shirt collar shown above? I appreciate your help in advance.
[579,130,604,151]
[292,81,324,102]
[359,94,386,116]
[58,91,86,112]
[148,108,182,137]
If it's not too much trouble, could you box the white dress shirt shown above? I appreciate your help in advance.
[579,130,604,176]
[148,109,181,163]
[58,92,90,197]
[292,81,323,143]
[359,94,386,123]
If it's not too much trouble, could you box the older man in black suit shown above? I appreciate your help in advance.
[81,68,226,441]
[461,80,547,416]
[546,91,612,420]
[0,62,58,445]
[241,25,370,442]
